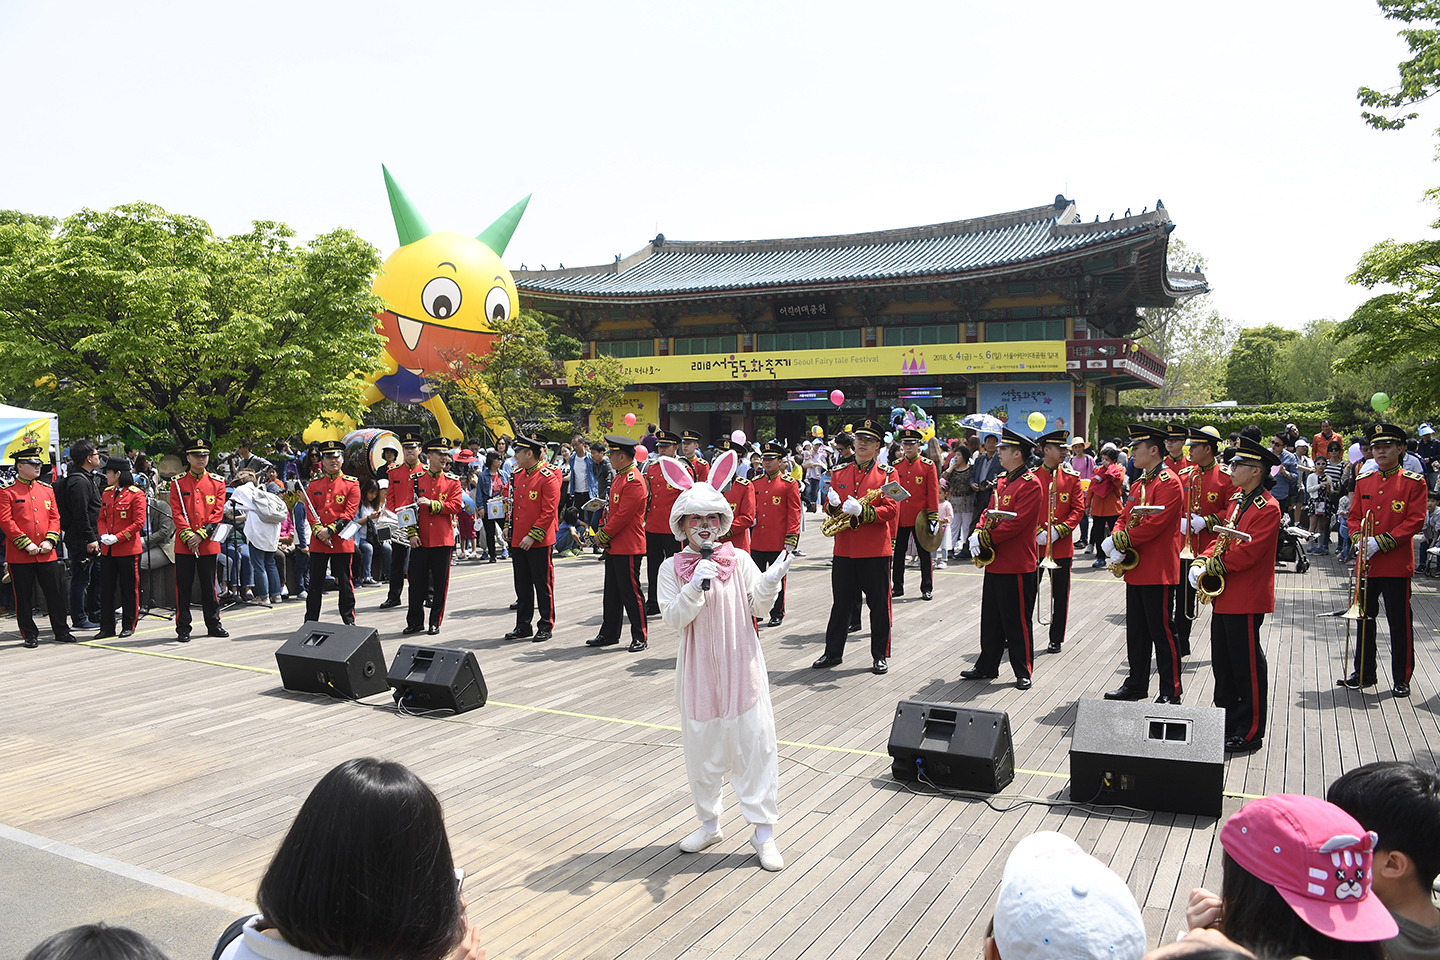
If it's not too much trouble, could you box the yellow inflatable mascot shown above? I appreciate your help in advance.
[304,165,530,442]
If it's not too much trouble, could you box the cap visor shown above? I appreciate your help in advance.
[1275,885,1398,943]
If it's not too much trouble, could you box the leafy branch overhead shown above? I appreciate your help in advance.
[1358,1,1440,131]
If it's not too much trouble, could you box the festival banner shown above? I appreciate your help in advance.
[976,381,1074,439]
[588,391,660,439]
[566,340,1065,385]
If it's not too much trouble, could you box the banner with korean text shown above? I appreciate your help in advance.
[976,381,1074,439]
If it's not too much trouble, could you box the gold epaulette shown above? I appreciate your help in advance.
[1218,463,1231,474]
[1404,469,1425,483]
[208,471,224,481]
[344,474,358,482]
[734,477,750,485]
[1357,468,1378,479]
[920,456,934,465]
[1061,462,1080,475]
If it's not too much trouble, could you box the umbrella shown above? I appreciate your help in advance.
[959,413,1005,436]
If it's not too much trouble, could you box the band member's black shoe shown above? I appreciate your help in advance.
[1394,683,1412,698]
[427,625,440,635]
[847,622,861,633]
[208,627,229,638]
[509,602,518,610]
[379,598,401,609]
[1337,673,1377,689]
[959,669,997,680]
[892,590,905,599]
[176,632,191,643]
[766,616,783,628]
[532,630,552,642]
[402,624,425,635]
[1103,686,1147,701]
[1224,736,1263,753]
[811,654,842,669]
[1154,694,1182,705]
[1015,677,1033,691]
[22,637,39,648]
[872,658,888,675]
[921,591,933,601]
[93,632,116,640]
[1047,640,1063,653]
[586,636,618,647]
[504,628,533,640]
[119,629,134,638]
[627,639,647,653]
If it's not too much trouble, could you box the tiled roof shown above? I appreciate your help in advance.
[515,200,1206,303]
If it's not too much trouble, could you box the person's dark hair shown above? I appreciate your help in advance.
[1219,852,1382,960]
[1329,441,1343,454]
[1135,437,1164,455]
[360,479,383,508]
[107,461,136,489]
[1102,449,1120,464]
[835,432,855,451]
[23,924,170,960]
[562,505,579,524]
[485,452,501,469]
[1327,761,1440,888]
[952,446,970,466]
[256,759,463,960]
[69,439,96,468]
[133,453,151,475]
[1408,438,1419,451]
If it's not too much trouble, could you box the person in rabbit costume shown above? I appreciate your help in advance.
[655,450,791,871]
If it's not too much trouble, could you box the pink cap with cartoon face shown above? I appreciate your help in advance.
[1220,794,1398,943]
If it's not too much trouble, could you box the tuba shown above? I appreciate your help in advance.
[1196,525,1252,603]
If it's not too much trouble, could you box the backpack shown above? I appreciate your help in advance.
[53,474,72,528]
[249,489,288,524]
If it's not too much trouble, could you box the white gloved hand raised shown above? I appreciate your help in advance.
[1191,513,1208,533]
[1100,536,1115,556]
[1188,564,1202,589]
[1036,529,1050,546]
[842,496,863,517]
[1364,536,1382,560]
[968,531,982,554]
[100,534,119,546]
[688,559,719,587]
[763,551,792,584]
[827,488,841,507]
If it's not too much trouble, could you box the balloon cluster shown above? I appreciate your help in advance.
[888,404,936,443]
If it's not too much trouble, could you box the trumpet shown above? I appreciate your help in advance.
[1037,482,1059,625]
[1196,525,1252,604]
[972,510,1017,568]
[1179,469,1201,562]
[822,487,883,537]
[1108,504,1166,577]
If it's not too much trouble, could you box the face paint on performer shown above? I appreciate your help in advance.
[683,512,723,550]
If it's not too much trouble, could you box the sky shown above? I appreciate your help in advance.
[3,0,1437,330]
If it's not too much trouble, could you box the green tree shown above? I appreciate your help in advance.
[1123,242,1239,405]
[440,309,571,437]
[0,203,385,445]
[1358,1,1440,131]
[566,353,631,434]
[1225,325,1301,404]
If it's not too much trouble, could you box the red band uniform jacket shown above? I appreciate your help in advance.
[306,473,362,554]
[0,477,60,564]
[599,462,649,555]
[99,484,146,557]
[976,467,1043,574]
[1199,489,1281,614]
[1350,466,1428,577]
[1184,461,1233,556]
[825,459,899,559]
[386,461,425,512]
[170,471,226,557]
[719,477,755,552]
[751,472,802,553]
[1035,463,1086,561]
[892,455,940,526]
[511,462,561,547]
[644,458,691,535]
[406,470,464,547]
[686,454,710,484]
[1112,466,1184,585]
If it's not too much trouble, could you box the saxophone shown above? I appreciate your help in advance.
[1108,478,1165,577]
[822,487,884,537]
[1197,501,1253,604]
[972,508,1018,567]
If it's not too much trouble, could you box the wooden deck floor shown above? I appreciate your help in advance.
[2,528,1437,959]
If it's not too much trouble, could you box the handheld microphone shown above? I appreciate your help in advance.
[700,543,713,591]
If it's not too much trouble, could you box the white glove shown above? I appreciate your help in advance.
[1100,536,1115,556]
[1105,546,1124,565]
[689,559,718,587]
[1188,564,1202,589]
[100,534,119,546]
[842,496,863,517]
[1036,529,1050,546]
[1364,536,1382,560]
[1191,513,1208,533]
[968,531,982,554]
[827,488,841,507]
[763,551,792,584]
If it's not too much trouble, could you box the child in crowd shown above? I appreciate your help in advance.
[934,498,953,569]
[1417,495,1440,576]
[554,506,581,557]
[1337,492,1353,563]
[1327,762,1440,960]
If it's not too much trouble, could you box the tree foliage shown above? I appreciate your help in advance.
[438,309,571,438]
[1358,1,1440,131]
[1125,242,1240,405]
[1225,325,1301,404]
[566,353,631,433]
[0,203,385,446]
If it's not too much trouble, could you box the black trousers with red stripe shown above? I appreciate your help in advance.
[306,552,355,624]
[174,552,221,634]
[512,544,555,631]
[1211,612,1267,742]
[645,531,681,610]
[892,525,933,595]
[1040,557,1072,647]
[976,569,1037,680]
[11,559,68,642]
[824,556,891,661]
[407,546,452,631]
[601,552,647,644]
[1168,577,1198,656]
[753,550,787,620]
[1354,576,1414,685]
[98,553,140,635]
[1124,583,1183,698]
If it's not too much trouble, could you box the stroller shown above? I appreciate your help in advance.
[1276,522,1312,573]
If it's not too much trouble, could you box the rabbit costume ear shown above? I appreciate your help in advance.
[658,456,694,491]
[709,450,737,492]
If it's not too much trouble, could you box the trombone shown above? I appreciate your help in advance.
[1342,511,1376,682]
[1037,480,1060,625]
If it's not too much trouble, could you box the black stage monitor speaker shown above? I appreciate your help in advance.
[275,622,389,699]
[387,645,487,714]
[888,700,1015,793]
[1070,699,1225,817]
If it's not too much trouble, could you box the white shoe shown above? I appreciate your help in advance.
[678,826,724,853]
[750,833,784,871]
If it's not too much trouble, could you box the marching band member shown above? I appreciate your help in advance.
[1188,436,1280,753]
[1033,430,1085,654]
[681,430,711,483]
[815,418,898,675]
[170,439,228,642]
[505,436,561,642]
[96,456,146,639]
[304,439,362,625]
[403,438,463,636]
[1341,422,1428,697]
[960,429,1043,689]
[1102,424,1185,704]
[380,431,425,610]
[1163,422,1192,474]
[588,435,650,652]
[0,445,71,646]
[643,430,686,616]
[712,438,754,553]
[1170,426,1230,657]
[750,440,802,627]
[890,428,940,601]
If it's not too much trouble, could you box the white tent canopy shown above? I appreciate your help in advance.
[0,402,61,463]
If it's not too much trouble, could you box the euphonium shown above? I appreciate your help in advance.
[972,509,1017,568]
[822,487,884,537]
[1197,525,1252,604]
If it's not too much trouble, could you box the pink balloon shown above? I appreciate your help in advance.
[623,413,636,426]
[829,389,844,407]
[731,429,746,443]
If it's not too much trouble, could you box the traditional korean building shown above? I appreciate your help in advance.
[517,195,1206,442]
